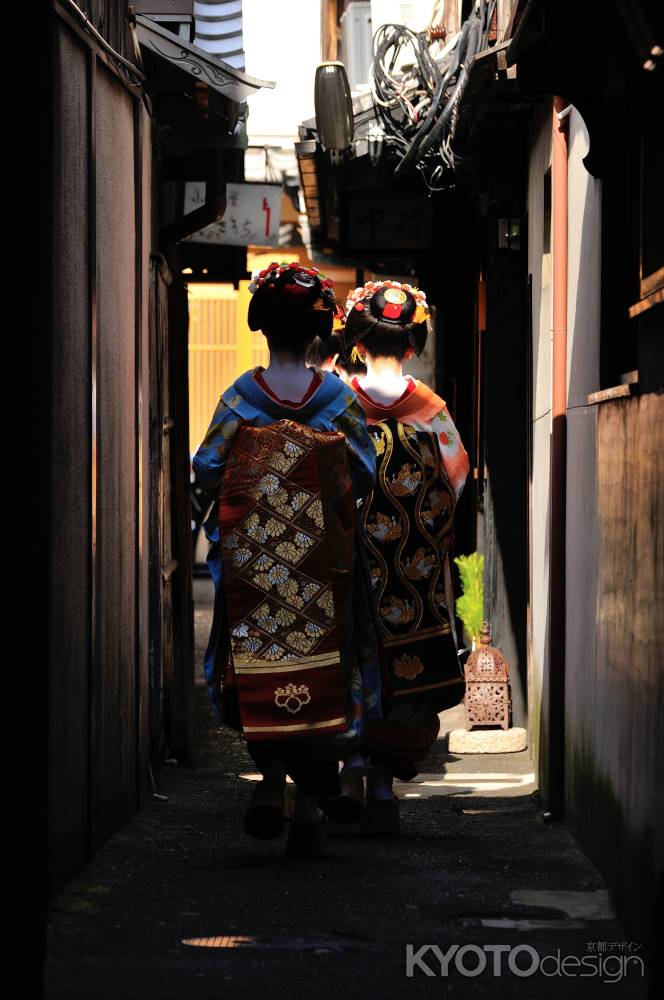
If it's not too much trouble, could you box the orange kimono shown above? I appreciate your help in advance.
[351,376,470,778]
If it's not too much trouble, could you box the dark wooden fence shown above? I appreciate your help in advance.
[49,2,155,891]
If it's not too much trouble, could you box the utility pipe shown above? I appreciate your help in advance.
[548,95,569,817]
[160,148,226,253]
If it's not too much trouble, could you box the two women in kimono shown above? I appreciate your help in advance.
[193,264,469,851]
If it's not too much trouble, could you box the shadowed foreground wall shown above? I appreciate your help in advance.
[49,9,151,891]
[566,392,663,949]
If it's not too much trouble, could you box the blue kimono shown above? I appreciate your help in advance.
[192,368,384,750]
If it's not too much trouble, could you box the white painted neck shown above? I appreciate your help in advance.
[260,352,314,401]
[357,353,412,405]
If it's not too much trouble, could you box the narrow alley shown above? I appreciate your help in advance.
[43,1,662,997]
[44,581,649,999]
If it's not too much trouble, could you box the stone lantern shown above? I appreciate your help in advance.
[463,622,511,731]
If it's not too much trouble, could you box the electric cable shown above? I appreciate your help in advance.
[371,0,497,190]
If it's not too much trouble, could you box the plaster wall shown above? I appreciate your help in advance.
[563,107,601,807]
[566,111,601,407]
[563,111,662,945]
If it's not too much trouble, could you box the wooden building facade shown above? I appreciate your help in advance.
[47,0,272,895]
[50,0,155,893]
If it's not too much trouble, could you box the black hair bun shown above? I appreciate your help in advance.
[369,286,417,325]
[248,272,336,342]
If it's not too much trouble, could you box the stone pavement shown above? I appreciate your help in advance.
[43,580,651,999]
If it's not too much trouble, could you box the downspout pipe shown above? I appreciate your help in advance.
[547,95,569,817]
[160,147,227,258]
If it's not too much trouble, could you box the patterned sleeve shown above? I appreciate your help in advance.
[332,396,377,501]
[427,404,470,499]
[192,397,242,495]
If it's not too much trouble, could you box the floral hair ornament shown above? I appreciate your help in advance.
[345,279,430,326]
[248,260,338,312]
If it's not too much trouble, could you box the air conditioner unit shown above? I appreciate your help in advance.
[370,0,433,34]
[339,1,373,89]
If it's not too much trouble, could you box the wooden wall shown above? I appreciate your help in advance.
[49,5,153,891]
[566,391,664,947]
[50,19,92,881]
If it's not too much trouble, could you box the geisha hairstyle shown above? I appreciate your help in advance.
[343,280,430,361]
[305,331,343,369]
[247,262,342,354]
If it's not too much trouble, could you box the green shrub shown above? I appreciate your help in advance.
[454,551,484,646]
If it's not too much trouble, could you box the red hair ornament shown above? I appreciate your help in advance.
[345,280,430,325]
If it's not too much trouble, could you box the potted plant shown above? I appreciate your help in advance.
[453,551,484,652]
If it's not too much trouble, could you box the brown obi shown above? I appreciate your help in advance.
[219,419,355,740]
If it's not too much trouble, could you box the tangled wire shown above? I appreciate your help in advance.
[371,0,497,191]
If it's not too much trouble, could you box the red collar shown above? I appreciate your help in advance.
[252,367,323,407]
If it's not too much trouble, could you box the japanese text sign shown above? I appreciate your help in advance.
[343,196,434,253]
[184,182,282,247]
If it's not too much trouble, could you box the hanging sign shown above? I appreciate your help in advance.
[184,182,282,247]
[341,194,434,254]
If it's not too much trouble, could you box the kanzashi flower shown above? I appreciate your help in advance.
[249,261,326,291]
[345,280,430,320]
